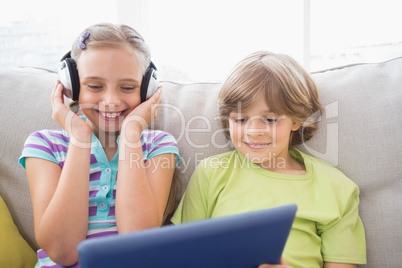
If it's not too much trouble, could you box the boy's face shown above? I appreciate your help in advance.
[228,97,300,170]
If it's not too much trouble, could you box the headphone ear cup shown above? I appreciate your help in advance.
[58,53,80,101]
[140,62,159,103]
[64,58,80,101]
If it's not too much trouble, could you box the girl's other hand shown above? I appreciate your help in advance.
[122,86,162,135]
[51,81,91,142]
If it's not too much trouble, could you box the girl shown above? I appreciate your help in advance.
[19,23,180,267]
[172,51,366,267]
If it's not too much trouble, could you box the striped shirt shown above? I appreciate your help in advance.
[19,127,180,268]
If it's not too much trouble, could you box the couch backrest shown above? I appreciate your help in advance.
[1,57,401,267]
[0,67,60,251]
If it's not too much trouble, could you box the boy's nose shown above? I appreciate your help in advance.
[245,117,271,136]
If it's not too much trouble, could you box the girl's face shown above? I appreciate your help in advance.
[228,96,300,170]
[77,46,143,136]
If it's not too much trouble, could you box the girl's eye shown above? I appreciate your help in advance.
[121,86,136,91]
[87,84,102,89]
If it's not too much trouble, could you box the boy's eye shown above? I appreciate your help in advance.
[264,118,279,124]
[233,118,247,123]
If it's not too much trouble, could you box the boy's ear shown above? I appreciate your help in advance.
[291,122,301,131]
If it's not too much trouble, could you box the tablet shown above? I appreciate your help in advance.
[78,203,297,268]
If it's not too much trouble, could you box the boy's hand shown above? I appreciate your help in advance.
[259,257,292,268]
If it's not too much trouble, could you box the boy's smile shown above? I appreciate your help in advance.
[243,141,271,150]
[229,96,301,171]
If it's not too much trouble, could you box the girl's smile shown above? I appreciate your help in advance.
[97,109,127,121]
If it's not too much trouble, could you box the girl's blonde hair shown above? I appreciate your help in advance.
[68,23,151,112]
[218,51,324,146]
[70,23,177,225]
[71,23,151,74]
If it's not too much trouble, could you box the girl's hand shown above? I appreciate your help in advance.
[121,86,162,136]
[51,81,92,142]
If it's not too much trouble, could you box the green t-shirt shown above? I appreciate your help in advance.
[171,148,366,267]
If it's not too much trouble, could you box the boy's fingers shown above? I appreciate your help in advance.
[279,257,288,264]
[259,265,292,268]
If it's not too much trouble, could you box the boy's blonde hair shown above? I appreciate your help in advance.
[218,51,324,146]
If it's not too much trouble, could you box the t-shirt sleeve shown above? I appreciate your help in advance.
[141,130,181,166]
[19,131,60,169]
[171,159,211,224]
[319,186,367,264]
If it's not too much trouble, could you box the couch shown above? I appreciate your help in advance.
[1,57,401,267]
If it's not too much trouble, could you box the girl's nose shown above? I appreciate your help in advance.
[102,90,121,110]
[107,103,116,111]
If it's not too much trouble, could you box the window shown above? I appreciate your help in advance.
[1,0,401,82]
[309,0,402,71]
[145,0,305,82]
[0,0,118,71]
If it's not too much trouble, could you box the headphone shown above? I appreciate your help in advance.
[57,51,159,102]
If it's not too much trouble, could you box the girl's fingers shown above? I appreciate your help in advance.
[51,81,64,104]
[51,81,71,124]
[51,81,58,100]
[150,87,162,104]
[143,88,162,118]
[152,88,162,117]
[123,88,162,132]
[54,83,64,101]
